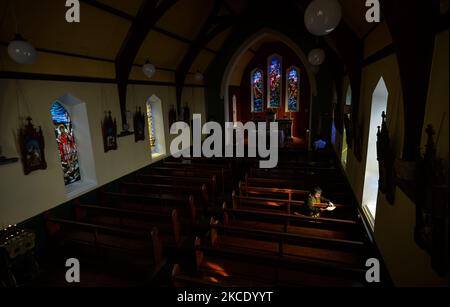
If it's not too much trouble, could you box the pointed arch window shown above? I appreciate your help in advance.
[267,54,282,108]
[51,101,81,185]
[286,66,300,112]
[146,102,157,153]
[362,77,389,226]
[331,83,337,145]
[146,95,167,158]
[251,68,264,112]
[345,86,352,106]
[342,85,352,167]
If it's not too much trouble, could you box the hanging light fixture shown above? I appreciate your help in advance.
[308,48,326,66]
[142,60,156,78]
[194,70,204,82]
[304,0,342,36]
[8,34,37,65]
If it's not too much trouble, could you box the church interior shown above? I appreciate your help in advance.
[0,0,448,288]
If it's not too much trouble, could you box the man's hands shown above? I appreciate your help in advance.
[326,202,336,211]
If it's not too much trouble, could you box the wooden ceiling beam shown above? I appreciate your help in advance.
[293,0,364,160]
[81,0,218,59]
[0,41,182,73]
[380,0,440,161]
[361,16,386,42]
[175,0,227,115]
[222,0,237,15]
[115,0,179,130]
[79,0,135,20]
[153,26,218,54]
[0,71,206,88]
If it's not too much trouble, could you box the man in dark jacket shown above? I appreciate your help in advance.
[306,187,335,218]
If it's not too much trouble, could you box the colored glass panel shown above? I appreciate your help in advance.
[252,69,264,112]
[146,103,157,153]
[287,67,299,111]
[51,102,81,185]
[268,55,282,108]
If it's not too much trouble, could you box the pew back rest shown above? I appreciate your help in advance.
[44,216,164,268]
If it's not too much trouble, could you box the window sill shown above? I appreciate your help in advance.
[151,152,167,163]
[361,204,375,231]
[65,180,97,199]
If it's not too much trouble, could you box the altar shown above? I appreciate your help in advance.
[277,118,293,139]
[250,117,293,139]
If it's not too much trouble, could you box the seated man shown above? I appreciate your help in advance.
[306,187,336,218]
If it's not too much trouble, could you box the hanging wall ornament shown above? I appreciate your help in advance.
[376,112,396,204]
[169,104,177,129]
[183,104,190,124]
[133,106,146,142]
[102,111,118,152]
[414,124,448,276]
[19,117,47,175]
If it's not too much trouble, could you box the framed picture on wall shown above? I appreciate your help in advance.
[19,117,47,175]
[102,111,118,152]
[133,107,145,142]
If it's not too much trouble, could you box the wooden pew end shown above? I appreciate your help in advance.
[222,202,229,225]
[194,236,204,271]
[209,217,218,246]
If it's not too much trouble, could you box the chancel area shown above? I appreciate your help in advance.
[0,0,448,288]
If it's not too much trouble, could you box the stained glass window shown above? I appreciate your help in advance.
[268,55,282,108]
[286,66,300,112]
[346,86,352,106]
[331,121,336,144]
[251,69,264,112]
[146,102,157,154]
[51,102,81,185]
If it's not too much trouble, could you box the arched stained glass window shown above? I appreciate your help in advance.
[146,102,157,154]
[346,85,352,106]
[146,95,166,158]
[251,68,264,112]
[268,54,282,108]
[51,101,81,185]
[286,66,300,112]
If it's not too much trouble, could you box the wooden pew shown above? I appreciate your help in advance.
[119,181,210,212]
[243,176,351,203]
[221,203,363,241]
[239,181,352,206]
[163,160,239,189]
[240,182,311,201]
[98,190,197,226]
[44,216,164,280]
[144,166,233,196]
[165,156,235,165]
[232,192,358,220]
[163,160,232,170]
[73,202,184,248]
[208,217,367,257]
[164,156,242,177]
[240,183,335,202]
[247,169,346,186]
[175,236,367,287]
[137,173,217,201]
[248,162,339,174]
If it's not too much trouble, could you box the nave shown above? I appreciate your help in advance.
[0,0,447,289]
[21,147,390,287]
